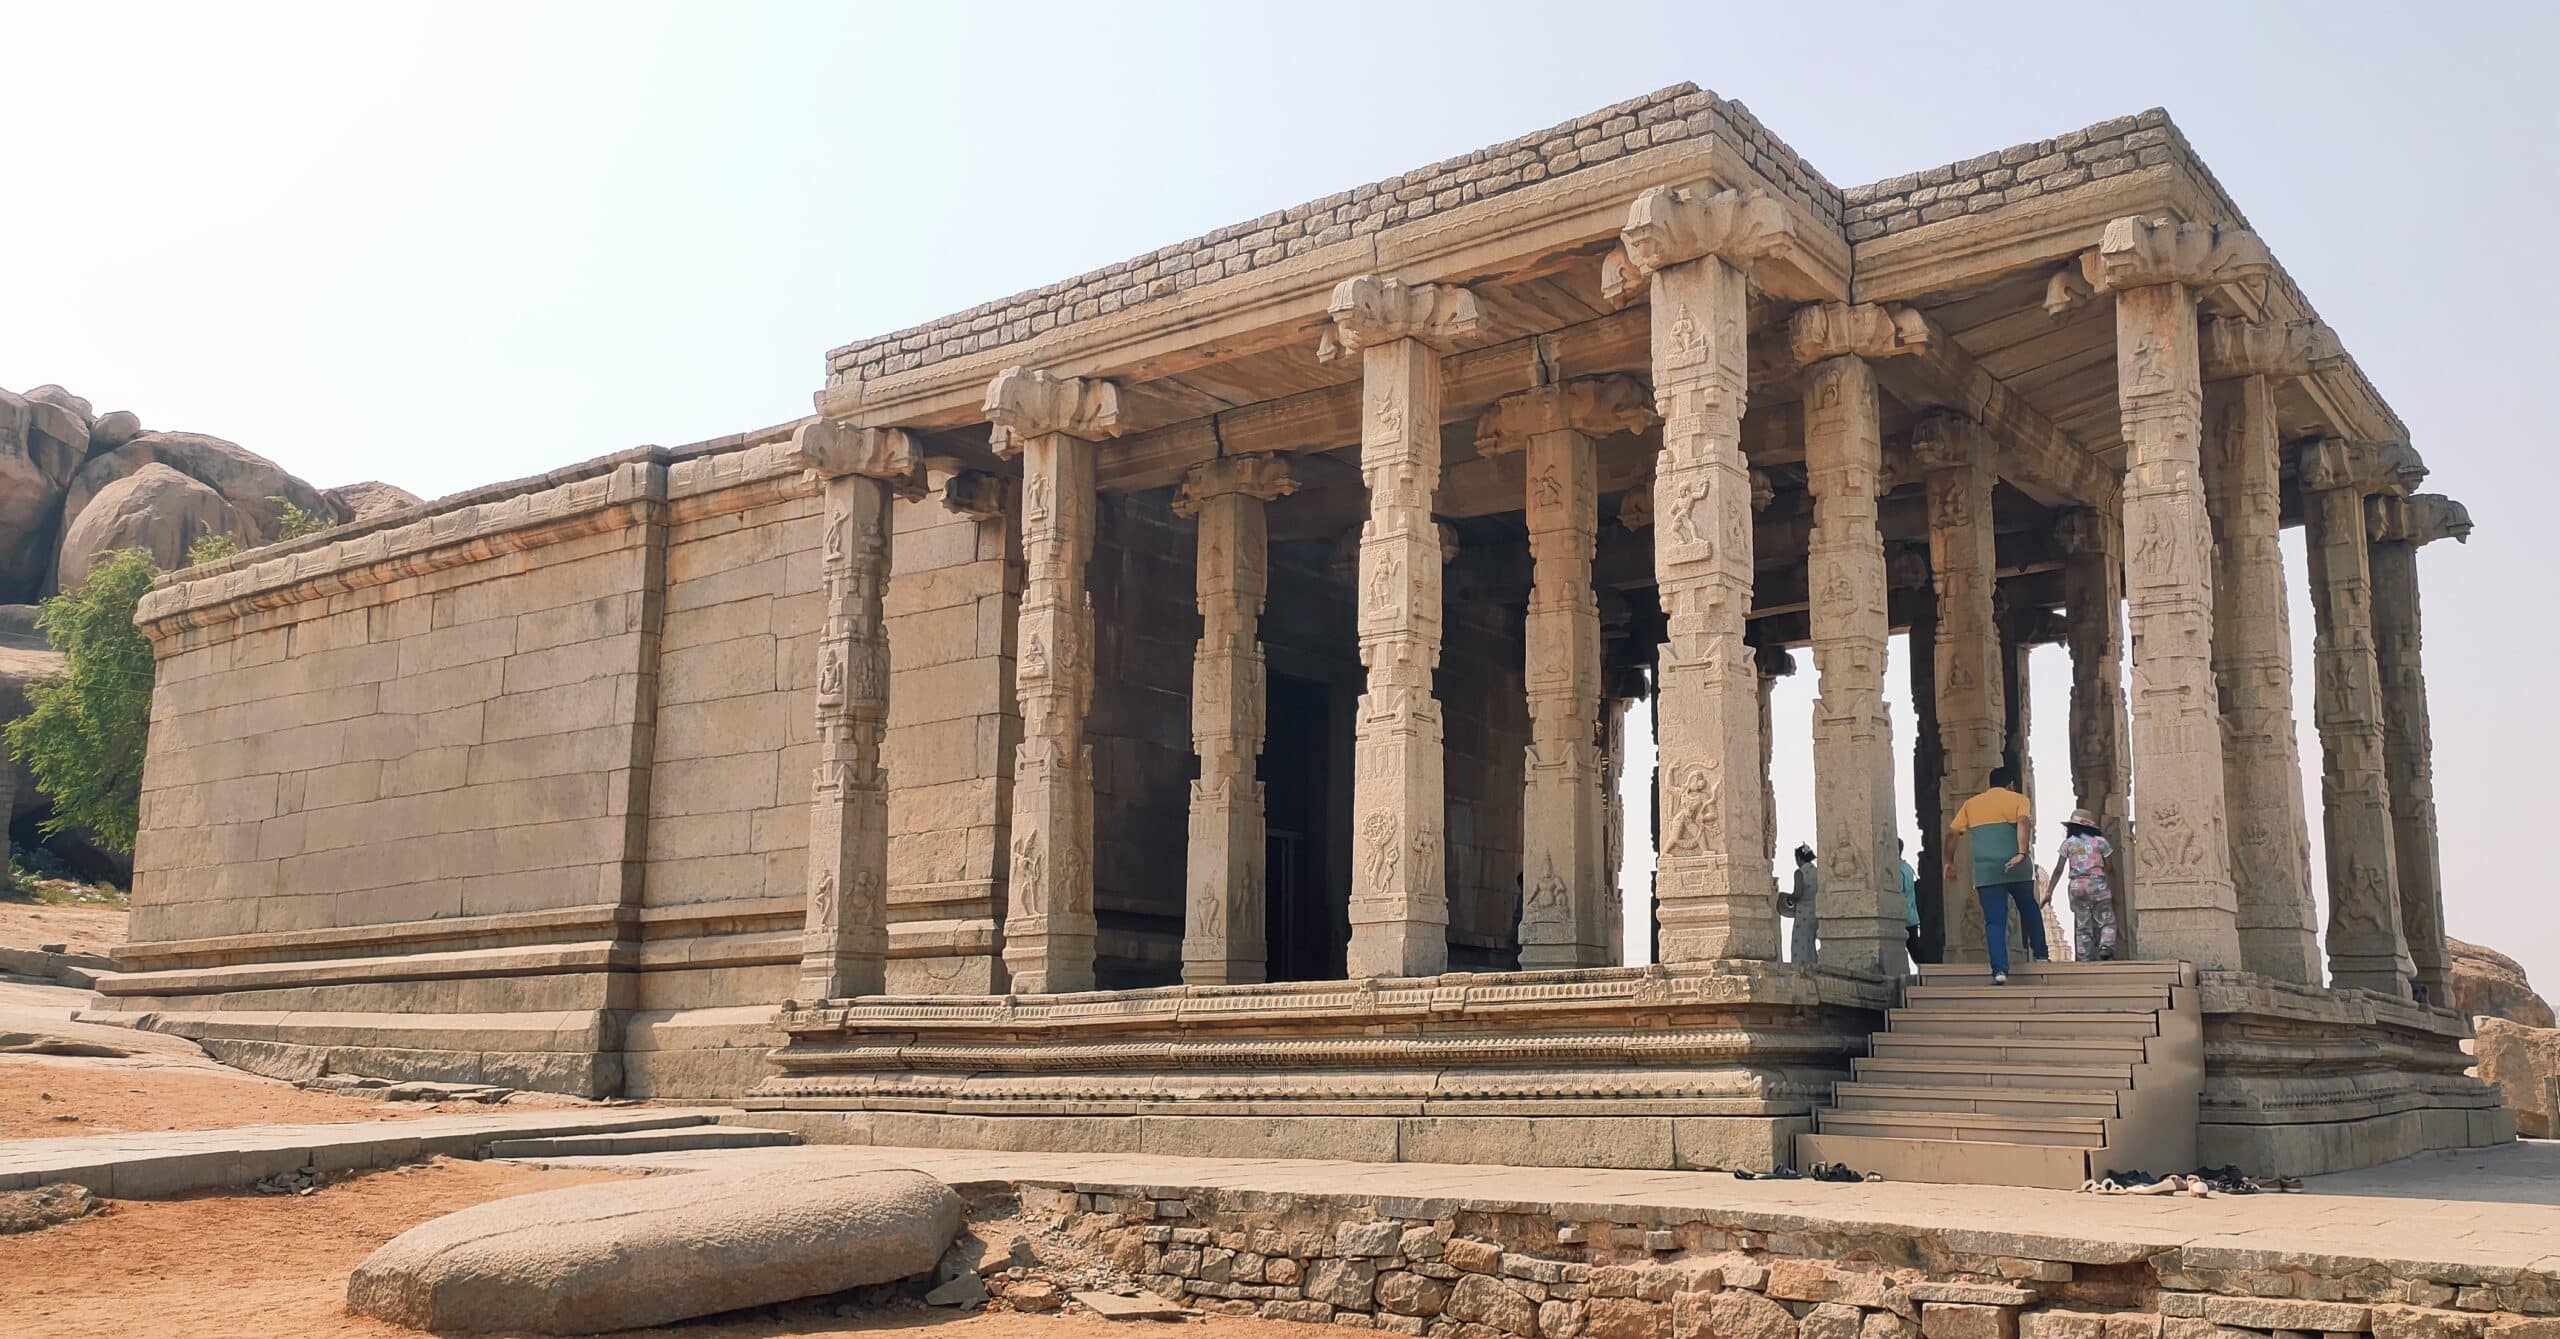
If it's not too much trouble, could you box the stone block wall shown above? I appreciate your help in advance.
[1088,491,1199,987]
[1442,578,1530,971]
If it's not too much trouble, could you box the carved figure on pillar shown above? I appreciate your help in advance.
[2200,316,2329,985]
[986,367,1122,994]
[1479,375,1654,969]
[1794,306,1921,977]
[2082,215,2259,972]
[1173,453,1298,986]
[790,419,920,1000]
[1616,184,1801,964]
[1913,412,2004,964]
[2299,436,2413,995]
[1325,275,1477,978]
[2368,490,2470,1005]
[2054,506,2135,959]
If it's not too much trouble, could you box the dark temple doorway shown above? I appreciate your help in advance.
[1263,671,1343,981]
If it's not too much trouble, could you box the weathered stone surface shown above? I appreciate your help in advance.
[60,430,336,556]
[1923,1305,2020,1339]
[1448,1240,1504,1275]
[0,1181,104,1235]
[1448,1274,1539,1336]
[1686,1290,1796,1339]
[1312,1257,1382,1309]
[21,385,94,429]
[1379,1271,1454,1317]
[1805,1302,1867,1339]
[2471,1019,2560,1139]
[2372,1305,2483,1339]
[2449,939,2555,1028]
[345,1166,960,1334]
[327,479,426,523]
[88,409,142,452]
[55,463,238,589]
[1588,1297,1672,1339]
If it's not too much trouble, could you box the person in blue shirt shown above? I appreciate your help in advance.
[1894,837,1920,973]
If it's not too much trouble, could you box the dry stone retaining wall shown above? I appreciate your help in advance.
[1018,1184,2556,1339]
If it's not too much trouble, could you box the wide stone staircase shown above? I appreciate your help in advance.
[1795,960,2203,1189]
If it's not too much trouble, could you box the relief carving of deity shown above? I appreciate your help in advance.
[1362,811,1402,893]
[818,648,846,701]
[1023,632,1049,680]
[1368,556,1403,614]
[1527,856,1568,921]
[1058,846,1091,914]
[1025,471,1052,525]
[1668,478,1712,555]
[1191,880,1224,942]
[825,511,848,563]
[1661,764,1722,858]
[1412,821,1440,891]
[1534,464,1564,513]
[1011,830,1046,913]
[812,872,837,928]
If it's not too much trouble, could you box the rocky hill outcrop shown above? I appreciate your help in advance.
[2449,937,2555,1028]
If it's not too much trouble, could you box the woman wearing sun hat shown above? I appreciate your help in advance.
[2042,809,2117,962]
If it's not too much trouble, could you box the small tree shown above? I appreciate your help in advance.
[185,532,241,566]
[5,549,159,855]
[271,495,334,540]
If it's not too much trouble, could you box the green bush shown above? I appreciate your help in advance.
[4,548,159,855]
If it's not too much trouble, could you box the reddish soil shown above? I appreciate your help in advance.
[0,1055,459,1139]
[0,899,125,959]
[0,1157,1336,1339]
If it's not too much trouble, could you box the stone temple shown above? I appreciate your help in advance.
[96,85,2506,1185]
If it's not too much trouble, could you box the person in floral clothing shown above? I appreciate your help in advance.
[2042,808,2117,961]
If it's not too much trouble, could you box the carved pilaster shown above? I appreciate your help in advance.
[1802,352,1901,977]
[1481,376,1652,970]
[986,367,1121,994]
[1914,413,2003,964]
[2368,492,2470,1005]
[2299,438,2411,995]
[1620,188,1776,963]
[1173,454,1296,986]
[2098,230,2245,971]
[790,420,918,1000]
[2200,370,2321,985]
[2055,506,2135,958]
[1332,276,1475,978]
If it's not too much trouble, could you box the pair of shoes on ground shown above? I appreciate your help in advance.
[1809,1161,1868,1183]
[1732,1165,1805,1181]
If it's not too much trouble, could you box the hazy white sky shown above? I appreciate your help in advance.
[6,2,2555,991]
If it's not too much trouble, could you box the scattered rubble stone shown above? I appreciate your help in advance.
[0,1182,104,1235]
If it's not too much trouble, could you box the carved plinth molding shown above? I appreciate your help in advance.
[988,367,1115,994]
[2081,215,2273,311]
[2365,491,2467,1007]
[2298,438,2412,996]
[1916,412,2003,964]
[2201,376,2321,985]
[1801,353,1901,977]
[1632,202,1772,964]
[793,416,903,999]
[1173,455,1298,987]
[1335,276,1476,978]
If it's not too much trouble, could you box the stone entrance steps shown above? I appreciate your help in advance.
[485,1124,804,1160]
[1796,961,2202,1189]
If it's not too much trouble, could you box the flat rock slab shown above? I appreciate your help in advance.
[346,1165,962,1334]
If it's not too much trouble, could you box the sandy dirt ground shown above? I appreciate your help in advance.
[0,898,125,958]
[0,1053,460,1139]
[0,1157,1334,1339]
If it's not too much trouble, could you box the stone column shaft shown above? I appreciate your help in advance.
[2057,507,2135,956]
[2368,490,2467,1002]
[2201,370,2322,984]
[1176,455,1296,986]
[1482,378,1650,969]
[987,368,1120,994]
[1329,276,1476,979]
[1801,351,1901,977]
[1916,414,2003,964]
[2301,440,2409,993]
[791,421,917,1001]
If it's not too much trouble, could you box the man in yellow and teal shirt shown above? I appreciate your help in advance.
[1944,765,2048,984]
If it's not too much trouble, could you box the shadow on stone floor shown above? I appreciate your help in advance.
[2300,1139,2560,1205]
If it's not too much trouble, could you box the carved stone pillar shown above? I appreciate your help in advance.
[1479,376,1653,969]
[2368,491,2469,1005]
[1755,641,1794,922]
[1914,412,2002,964]
[2299,437,2412,994]
[1324,275,1477,979]
[1173,454,1298,986]
[1793,303,1919,978]
[1615,185,1792,964]
[1895,544,1944,961]
[986,367,1121,994]
[791,421,917,1000]
[2200,317,2332,985]
[2085,216,2262,972]
[2055,507,2135,956]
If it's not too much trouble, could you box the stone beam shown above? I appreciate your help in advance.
[1851,306,2121,514]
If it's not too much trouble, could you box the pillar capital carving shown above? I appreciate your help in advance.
[1908,412,1991,471]
[790,420,921,485]
[2052,505,2118,558]
[2365,492,2473,547]
[2298,437,2426,496]
[2201,316,2342,382]
[1318,275,1479,361]
[1606,186,1797,307]
[2081,215,2271,309]
[1787,302,1929,365]
[984,367,1123,455]
[1888,542,1932,591]
[939,468,1007,521]
[1474,375,1656,455]
[1172,453,1299,515]
[1752,642,1796,679]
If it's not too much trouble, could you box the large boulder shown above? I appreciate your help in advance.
[2449,937,2555,1028]
[0,387,92,603]
[57,430,336,567]
[87,409,142,453]
[54,463,239,591]
[19,385,94,431]
[327,479,425,523]
[2473,1018,2560,1139]
[346,1165,962,1334]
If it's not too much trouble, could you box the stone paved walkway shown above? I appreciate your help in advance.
[0,1107,740,1197]
[504,1141,2560,1278]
